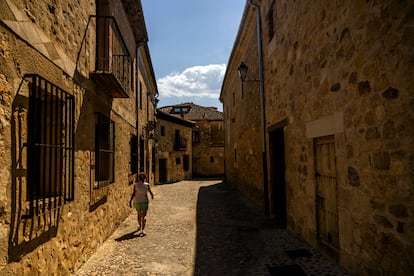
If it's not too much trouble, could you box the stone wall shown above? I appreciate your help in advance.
[192,120,224,178]
[222,0,413,274]
[155,117,193,184]
[0,0,155,274]
[221,10,266,208]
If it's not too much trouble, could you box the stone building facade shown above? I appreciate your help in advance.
[0,0,157,274]
[221,1,413,275]
[155,110,194,184]
[158,103,224,178]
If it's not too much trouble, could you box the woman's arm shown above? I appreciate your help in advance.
[129,186,135,207]
[147,185,154,200]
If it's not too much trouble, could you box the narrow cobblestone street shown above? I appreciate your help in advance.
[74,180,351,276]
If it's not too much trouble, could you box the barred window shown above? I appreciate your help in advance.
[26,74,75,216]
[90,113,114,210]
[95,113,114,186]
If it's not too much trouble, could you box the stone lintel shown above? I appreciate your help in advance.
[306,112,344,138]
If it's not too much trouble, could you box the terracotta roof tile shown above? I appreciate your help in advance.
[158,102,223,121]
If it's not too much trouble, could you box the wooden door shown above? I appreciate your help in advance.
[315,136,339,250]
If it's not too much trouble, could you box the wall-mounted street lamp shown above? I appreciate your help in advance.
[237,61,259,99]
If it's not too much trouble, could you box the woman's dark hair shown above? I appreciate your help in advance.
[138,172,146,180]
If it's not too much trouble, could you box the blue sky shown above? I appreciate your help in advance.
[141,0,246,110]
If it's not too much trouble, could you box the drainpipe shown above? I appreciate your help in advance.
[248,0,269,216]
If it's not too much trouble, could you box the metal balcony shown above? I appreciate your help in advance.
[90,16,132,98]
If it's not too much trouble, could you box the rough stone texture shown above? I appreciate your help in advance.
[74,180,351,276]
[0,0,156,274]
[157,103,225,178]
[192,119,225,178]
[155,114,193,184]
[221,0,414,275]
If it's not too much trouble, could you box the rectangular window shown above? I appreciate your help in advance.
[175,129,180,148]
[130,134,138,174]
[174,129,187,151]
[192,130,200,143]
[172,107,181,114]
[95,113,115,185]
[161,125,165,136]
[210,124,224,146]
[140,137,145,172]
[90,113,114,210]
[26,74,75,216]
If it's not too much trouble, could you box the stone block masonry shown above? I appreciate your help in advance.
[0,0,157,274]
[221,0,414,274]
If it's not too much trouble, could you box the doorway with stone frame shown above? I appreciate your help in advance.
[269,121,287,228]
[158,158,167,183]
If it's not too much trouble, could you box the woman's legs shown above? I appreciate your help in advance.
[135,202,149,233]
[139,210,147,231]
[137,212,142,230]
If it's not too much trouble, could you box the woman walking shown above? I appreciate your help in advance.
[129,172,154,235]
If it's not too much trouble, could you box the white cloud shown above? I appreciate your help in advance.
[157,64,226,99]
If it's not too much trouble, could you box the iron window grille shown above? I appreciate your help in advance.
[26,74,75,217]
[89,113,114,211]
[95,113,115,187]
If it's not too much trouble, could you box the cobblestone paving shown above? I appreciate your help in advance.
[74,180,352,276]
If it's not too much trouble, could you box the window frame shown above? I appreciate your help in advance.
[192,130,200,143]
[95,113,115,186]
[130,134,138,175]
[26,74,75,217]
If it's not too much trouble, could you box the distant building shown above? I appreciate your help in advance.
[158,103,224,178]
[221,1,413,275]
[0,0,157,274]
[155,110,195,183]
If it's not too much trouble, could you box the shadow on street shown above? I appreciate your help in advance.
[194,182,280,275]
[114,230,146,242]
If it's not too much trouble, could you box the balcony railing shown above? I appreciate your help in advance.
[90,16,132,98]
